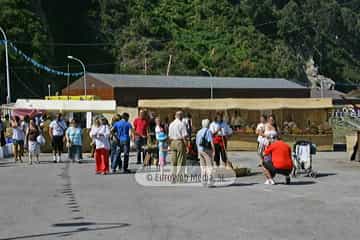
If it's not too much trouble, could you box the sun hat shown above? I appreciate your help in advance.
[267,131,278,140]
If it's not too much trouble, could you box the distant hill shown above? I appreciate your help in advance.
[1,0,360,102]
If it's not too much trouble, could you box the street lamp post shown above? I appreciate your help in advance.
[48,84,51,97]
[67,56,86,96]
[0,27,11,103]
[202,68,213,99]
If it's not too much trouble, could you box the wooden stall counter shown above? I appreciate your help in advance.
[227,133,333,152]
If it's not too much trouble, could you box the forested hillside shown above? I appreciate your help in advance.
[1,0,360,102]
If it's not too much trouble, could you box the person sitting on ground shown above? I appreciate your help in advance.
[262,133,293,185]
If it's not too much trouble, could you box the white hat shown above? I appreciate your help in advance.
[267,132,278,140]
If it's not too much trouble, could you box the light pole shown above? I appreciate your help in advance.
[48,84,51,97]
[67,56,86,96]
[0,27,11,103]
[202,68,213,99]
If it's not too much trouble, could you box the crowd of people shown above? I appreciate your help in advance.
[0,110,294,186]
[0,114,46,164]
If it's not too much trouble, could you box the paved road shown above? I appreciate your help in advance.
[0,152,359,240]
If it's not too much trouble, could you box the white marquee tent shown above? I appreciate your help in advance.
[13,99,116,113]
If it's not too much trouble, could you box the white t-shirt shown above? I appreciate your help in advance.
[155,125,162,135]
[155,125,162,139]
[21,122,29,134]
[13,127,25,141]
[49,120,67,136]
[90,125,110,150]
[256,123,265,142]
[209,121,233,136]
[168,119,188,140]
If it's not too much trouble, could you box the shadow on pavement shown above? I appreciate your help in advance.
[315,173,337,178]
[0,162,16,167]
[287,181,316,186]
[76,160,95,164]
[108,170,136,175]
[211,182,258,188]
[0,222,130,240]
[228,182,259,187]
[243,171,262,177]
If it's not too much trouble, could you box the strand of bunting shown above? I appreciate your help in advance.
[0,40,83,77]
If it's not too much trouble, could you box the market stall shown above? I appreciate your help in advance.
[138,98,333,151]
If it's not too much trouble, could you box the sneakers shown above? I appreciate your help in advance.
[53,155,56,163]
[285,176,291,185]
[265,179,276,185]
[56,155,61,163]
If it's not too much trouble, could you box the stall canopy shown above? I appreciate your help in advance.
[138,98,333,110]
[12,109,45,119]
[14,99,116,113]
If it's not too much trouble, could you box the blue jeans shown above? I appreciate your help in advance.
[135,137,147,164]
[111,140,130,171]
[110,140,121,170]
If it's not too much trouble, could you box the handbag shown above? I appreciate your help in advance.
[36,134,46,145]
[199,129,212,150]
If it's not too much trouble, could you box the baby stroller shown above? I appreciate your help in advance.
[292,141,317,178]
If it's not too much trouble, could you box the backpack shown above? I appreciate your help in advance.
[199,129,212,150]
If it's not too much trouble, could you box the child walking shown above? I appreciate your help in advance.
[156,128,168,175]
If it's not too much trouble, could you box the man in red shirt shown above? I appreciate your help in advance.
[133,110,149,164]
[263,133,293,185]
